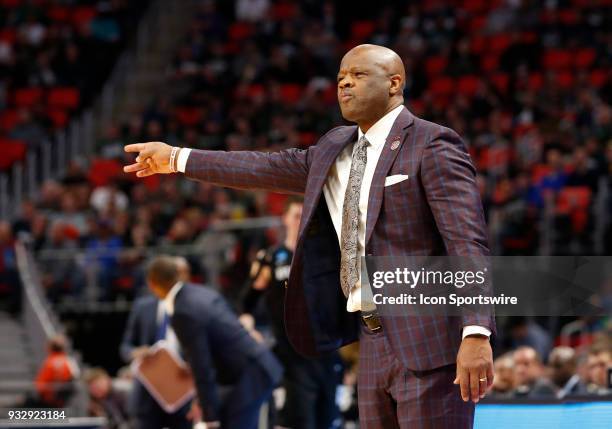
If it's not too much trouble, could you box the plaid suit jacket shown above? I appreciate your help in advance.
[185,107,496,371]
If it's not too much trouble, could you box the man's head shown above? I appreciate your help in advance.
[492,354,515,393]
[48,334,68,354]
[549,346,577,387]
[146,255,180,299]
[587,345,611,388]
[84,368,111,400]
[337,44,405,131]
[282,196,303,240]
[513,346,544,386]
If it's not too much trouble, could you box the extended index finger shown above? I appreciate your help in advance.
[124,143,147,153]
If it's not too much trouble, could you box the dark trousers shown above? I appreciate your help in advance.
[220,359,276,429]
[278,353,340,429]
[357,326,475,429]
[133,384,191,429]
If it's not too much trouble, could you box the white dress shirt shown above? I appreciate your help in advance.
[159,282,183,351]
[176,108,490,339]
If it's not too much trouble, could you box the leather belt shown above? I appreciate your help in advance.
[361,311,382,332]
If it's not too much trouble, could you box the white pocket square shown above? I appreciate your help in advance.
[384,174,409,187]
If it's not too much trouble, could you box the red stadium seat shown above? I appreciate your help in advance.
[0,139,27,170]
[279,84,303,104]
[488,34,512,53]
[0,29,16,44]
[175,107,203,126]
[47,6,71,22]
[408,99,425,116]
[558,9,579,25]
[425,56,448,76]
[0,109,19,132]
[47,87,80,110]
[46,109,69,129]
[246,84,265,99]
[271,2,297,20]
[429,77,455,97]
[574,48,596,69]
[229,22,254,41]
[480,54,499,73]
[71,6,97,27]
[589,69,608,88]
[299,132,317,148]
[490,73,509,94]
[350,21,375,41]
[468,16,487,33]
[543,49,572,70]
[470,35,487,55]
[462,0,488,14]
[457,75,480,97]
[13,87,44,107]
[528,73,544,91]
[88,158,123,187]
[556,72,575,89]
[0,0,22,7]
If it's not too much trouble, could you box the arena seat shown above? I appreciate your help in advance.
[14,88,45,108]
[0,109,19,132]
[425,56,448,77]
[457,75,480,97]
[47,87,80,111]
[0,139,27,170]
[350,21,375,41]
[543,49,573,70]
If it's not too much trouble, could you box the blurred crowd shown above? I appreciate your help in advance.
[490,341,612,399]
[0,0,611,420]
[0,0,149,173]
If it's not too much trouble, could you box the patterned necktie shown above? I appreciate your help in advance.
[340,135,369,297]
[156,309,169,342]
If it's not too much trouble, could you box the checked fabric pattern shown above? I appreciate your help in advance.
[340,135,369,297]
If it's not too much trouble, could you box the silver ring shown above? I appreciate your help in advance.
[479,377,487,382]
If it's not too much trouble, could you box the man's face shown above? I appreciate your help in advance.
[337,49,393,125]
[550,357,575,386]
[282,203,302,233]
[587,352,611,387]
[514,349,541,386]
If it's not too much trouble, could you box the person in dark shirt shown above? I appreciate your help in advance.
[242,197,342,429]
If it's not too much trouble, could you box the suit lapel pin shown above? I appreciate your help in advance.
[390,137,401,151]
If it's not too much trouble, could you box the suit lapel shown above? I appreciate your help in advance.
[365,107,415,246]
[299,126,358,237]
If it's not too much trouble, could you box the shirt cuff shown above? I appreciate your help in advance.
[177,148,192,173]
[462,326,491,339]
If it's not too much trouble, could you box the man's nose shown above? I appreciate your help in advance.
[339,78,353,89]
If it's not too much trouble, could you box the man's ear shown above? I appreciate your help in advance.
[389,74,403,96]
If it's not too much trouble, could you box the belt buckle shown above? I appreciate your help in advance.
[362,312,382,332]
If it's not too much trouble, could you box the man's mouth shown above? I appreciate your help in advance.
[340,93,353,102]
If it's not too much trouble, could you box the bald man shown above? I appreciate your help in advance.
[124,44,495,428]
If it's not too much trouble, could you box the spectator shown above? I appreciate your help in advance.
[549,346,589,398]
[34,335,78,408]
[84,368,131,429]
[585,344,612,395]
[512,346,556,398]
[490,354,515,398]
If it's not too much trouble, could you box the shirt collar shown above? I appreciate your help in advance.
[357,104,405,150]
[163,281,184,316]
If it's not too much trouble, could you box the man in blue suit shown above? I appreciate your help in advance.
[120,294,192,429]
[146,255,283,429]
